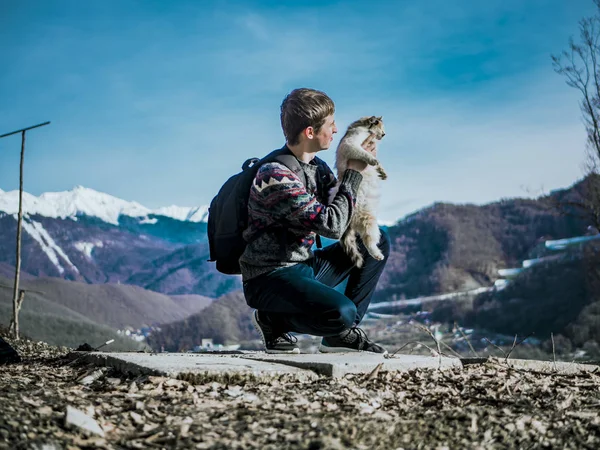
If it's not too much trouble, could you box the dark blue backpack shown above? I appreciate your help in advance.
[207,146,328,275]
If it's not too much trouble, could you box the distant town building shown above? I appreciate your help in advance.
[192,338,241,352]
[495,233,600,289]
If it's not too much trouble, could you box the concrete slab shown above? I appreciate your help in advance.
[242,352,461,377]
[74,352,599,382]
[76,352,319,382]
[484,357,600,375]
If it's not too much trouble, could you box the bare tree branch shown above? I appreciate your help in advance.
[412,323,444,369]
[483,337,507,358]
[386,341,449,359]
[553,6,600,226]
[504,333,534,363]
[455,322,479,357]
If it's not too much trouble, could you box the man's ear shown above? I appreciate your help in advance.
[305,126,315,139]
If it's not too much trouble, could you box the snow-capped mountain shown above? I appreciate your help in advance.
[0,177,594,309]
[0,186,209,226]
[0,186,238,298]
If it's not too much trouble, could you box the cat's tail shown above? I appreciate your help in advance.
[341,227,364,268]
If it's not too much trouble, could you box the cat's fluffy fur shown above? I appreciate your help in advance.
[329,116,387,268]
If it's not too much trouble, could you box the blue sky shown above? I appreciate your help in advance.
[0,0,596,222]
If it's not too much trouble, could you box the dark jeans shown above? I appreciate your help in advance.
[243,227,390,336]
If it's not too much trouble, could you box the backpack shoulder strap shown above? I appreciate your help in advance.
[273,153,307,187]
[259,146,307,187]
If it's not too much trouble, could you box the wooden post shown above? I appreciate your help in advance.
[2,283,45,338]
[10,132,26,340]
[0,121,50,340]
[8,290,25,338]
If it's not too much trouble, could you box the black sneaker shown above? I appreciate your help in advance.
[252,310,300,354]
[319,327,387,354]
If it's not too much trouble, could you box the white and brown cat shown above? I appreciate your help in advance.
[330,116,387,268]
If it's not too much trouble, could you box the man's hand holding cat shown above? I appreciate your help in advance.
[347,134,378,172]
[362,134,377,157]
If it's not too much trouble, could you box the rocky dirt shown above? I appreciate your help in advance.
[1,333,600,449]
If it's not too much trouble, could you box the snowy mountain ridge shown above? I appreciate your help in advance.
[0,185,209,226]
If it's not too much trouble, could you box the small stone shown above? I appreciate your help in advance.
[106,377,122,386]
[130,411,145,425]
[325,403,339,412]
[179,417,193,437]
[79,369,104,385]
[225,386,243,397]
[143,423,159,433]
[359,403,375,414]
[165,378,183,388]
[148,376,168,385]
[30,444,60,450]
[64,405,105,437]
[243,393,259,403]
[21,396,41,407]
[37,406,53,416]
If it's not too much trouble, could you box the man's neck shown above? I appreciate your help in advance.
[286,141,319,164]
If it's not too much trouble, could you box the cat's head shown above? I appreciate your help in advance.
[349,116,385,140]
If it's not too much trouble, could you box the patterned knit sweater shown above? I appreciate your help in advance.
[239,156,363,281]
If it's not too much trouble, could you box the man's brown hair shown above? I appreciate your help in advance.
[280,88,335,145]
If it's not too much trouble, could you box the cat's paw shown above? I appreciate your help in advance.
[369,249,385,261]
[376,165,387,180]
[352,254,364,268]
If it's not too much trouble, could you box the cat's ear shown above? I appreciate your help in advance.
[377,116,382,121]
[369,116,378,125]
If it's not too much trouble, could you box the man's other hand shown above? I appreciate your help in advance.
[347,159,368,172]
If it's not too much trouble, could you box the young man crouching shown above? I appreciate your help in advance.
[240,88,390,354]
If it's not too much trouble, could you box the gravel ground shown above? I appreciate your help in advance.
[1,334,600,450]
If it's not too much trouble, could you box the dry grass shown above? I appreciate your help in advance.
[1,331,600,449]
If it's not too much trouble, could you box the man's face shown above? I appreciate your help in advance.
[311,114,338,151]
